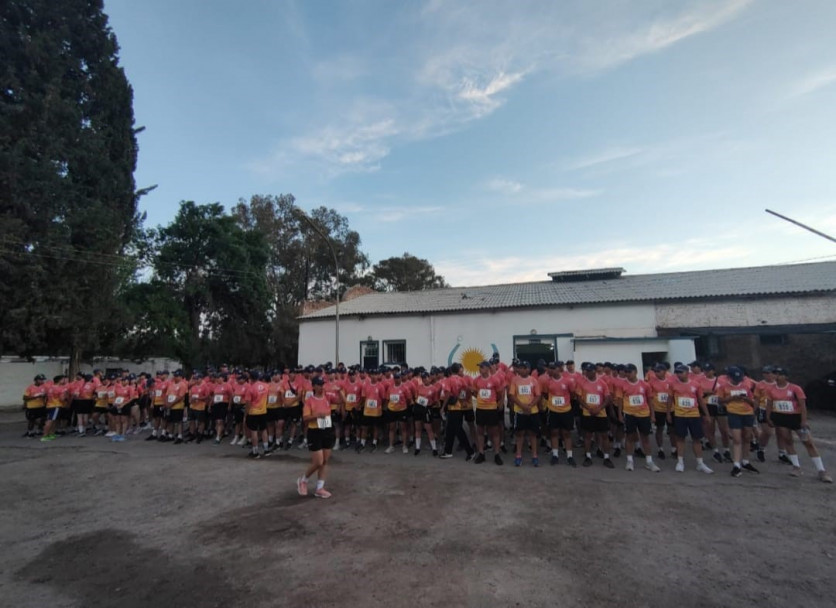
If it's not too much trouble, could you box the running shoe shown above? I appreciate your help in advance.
[596,448,604,459]
[432,449,439,457]
[105,431,116,438]
[314,488,332,499]
[675,461,685,472]
[790,467,803,477]
[819,471,833,483]
[500,444,508,454]
[40,435,56,442]
[355,443,362,454]
[567,456,577,468]
[657,449,666,460]
[384,446,395,454]
[439,453,453,459]
[173,437,183,445]
[514,457,522,467]
[369,444,377,453]
[550,454,559,466]
[532,457,539,467]
[613,447,621,458]
[778,454,792,465]
[230,436,239,446]
[145,434,157,442]
[214,437,220,445]
[603,458,614,469]
[465,453,475,462]
[296,477,308,496]
[741,463,759,474]
[722,451,733,463]
[247,451,261,460]
[756,449,765,463]
[731,466,742,478]
[696,462,714,474]
[712,452,723,464]
[414,449,421,456]
[402,446,409,455]
[474,453,486,464]
[625,461,634,471]
[582,457,593,467]
[494,454,503,466]
[634,447,646,458]
[645,462,661,473]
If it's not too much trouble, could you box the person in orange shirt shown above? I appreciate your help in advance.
[647,363,675,460]
[700,364,732,464]
[754,366,779,463]
[542,362,576,467]
[472,360,505,465]
[412,371,440,456]
[340,369,363,448]
[384,373,412,455]
[229,373,251,446]
[245,371,271,459]
[279,367,306,450]
[508,361,541,467]
[163,370,189,444]
[766,367,832,482]
[717,366,759,478]
[22,374,48,437]
[186,372,209,444]
[323,369,344,451]
[297,376,338,498]
[111,375,135,442]
[668,363,713,474]
[439,364,475,461]
[146,370,169,441]
[40,375,69,442]
[617,364,660,472]
[575,362,614,468]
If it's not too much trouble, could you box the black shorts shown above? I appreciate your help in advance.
[363,414,384,428]
[581,416,609,434]
[412,405,430,423]
[547,410,574,431]
[211,403,229,421]
[26,407,46,421]
[428,407,443,421]
[674,416,704,440]
[115,404,132,417]
[191,409,208,423]
[307,428,336,451]
[167,409,184,423]
[514,413,540,433]
[756,408,768,424]
[330,410,343,424]
[624,414,652,436]
[246,414,267,432]
[287,405,303,422]
[654,411,670,429]
[46,407,62,422]
[152,405,165,419]
[475,409,501,427]
[771,413,802,431]
[266,408,280,422]
[94,406,108,416]
[463,409,475,423]
[232,404,245,424]
[607,406,623,427]
[344,410,362,426]
[60,407,73,421]
[74,399,94,415]
[386,410,409,423]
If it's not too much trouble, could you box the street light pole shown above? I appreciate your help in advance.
[295,209,340,366]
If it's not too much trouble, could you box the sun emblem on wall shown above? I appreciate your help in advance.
[459,347,487,375]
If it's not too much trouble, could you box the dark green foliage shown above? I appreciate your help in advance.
[367,252,448,292]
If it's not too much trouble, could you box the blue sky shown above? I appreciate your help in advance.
[104,0,836,286]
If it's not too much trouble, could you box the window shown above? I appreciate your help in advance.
[513,335,556,368]
[383,340,406,365]
[360,341,379,370]
[695,335,724,358]
[759,334,788,346]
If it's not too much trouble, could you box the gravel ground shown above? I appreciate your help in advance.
[1,411,835,608]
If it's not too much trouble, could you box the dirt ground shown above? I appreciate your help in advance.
[1,411,835,608]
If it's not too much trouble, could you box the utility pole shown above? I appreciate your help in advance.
[765,209,836,244]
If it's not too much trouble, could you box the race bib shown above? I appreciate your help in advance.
[628,395,645,406]
[586,394,601,405]
[191,394,200,401]
[518,385,532,396]
[416,396,429,406]
[366,399,378,410]
[773,400,794,413]
[97,391,107,399]
[167,394,176,404]
[346,394,357,403]
[551,396,566,406]
[730,390,747,398]
[114,397,125,405]
[305,391,314,399]
[389,394,400,404]
[657,392,669,403]
[284,390,295,399]
[458,390,467,400]
[213,395,223,403]
[154,390,162,398]
[107,391,115,399]
[479,389,492,400]
[707,395,719,405]
[677,397,696,409]
[233,395,241,404]
[317,415,332,429]
[268,395,277,404]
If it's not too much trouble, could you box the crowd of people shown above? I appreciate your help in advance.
[21,356,833,498]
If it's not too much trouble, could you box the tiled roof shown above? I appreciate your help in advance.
[299,261,836,319]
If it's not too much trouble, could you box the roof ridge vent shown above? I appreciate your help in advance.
[548,267,625,282]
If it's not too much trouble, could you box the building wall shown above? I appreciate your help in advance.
[299,303,664,370]
[656,295,836,328]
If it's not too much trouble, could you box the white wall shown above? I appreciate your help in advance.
[656,295,836,328]
[298,302,658,368]
[0,357,180,409]
[574,338,695,371]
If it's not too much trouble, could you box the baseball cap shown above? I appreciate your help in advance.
[674,363,688,373]
[479,360,491,368]
[652,363,667,372]
[625,363,638,372]
[311,376,325,386]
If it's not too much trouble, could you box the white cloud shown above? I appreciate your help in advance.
[485,177,601,202]
[486,178,524,194]
[564,146,646,171]
[788,66,836,100]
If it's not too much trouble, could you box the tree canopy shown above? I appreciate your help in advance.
[367,253,449,292]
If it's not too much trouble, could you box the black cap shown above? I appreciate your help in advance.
[689,360,702,368]
[565,360,574,365]
[311,376,325,386]
[762,365,775,373]
[653,363,667,372]
[34,374,46,381]
[674,363,688,373]
[581,362,595,372]
[625,363,637,372]
[478,360,491,368]
[555,360,564,367]
[773,366,788,375]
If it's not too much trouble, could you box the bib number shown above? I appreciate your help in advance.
[366,399,378,410]
[586,394,601,406]
[389,394,400,404]
[346,394,357,403]
[657,392,669,403]
[268,395,277,404]
[317,415,333,429]
[167,395,176,404]
[458,390,467,400]
[518,385,532,396]
[416,396,429,406]
[773,400,794,413]
[628,395,644,406]
[233,396,241,404]
[707,395,719,405]
[154,390,162,398]
[479,389,492,400]
[677,397,696,409]
[551,396,565,406]
[114,397,125,405]
[214,394,223,403]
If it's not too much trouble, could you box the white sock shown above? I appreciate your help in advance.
[415,438,421,450]
[552,449,559,456]
[678,457,685,465]
[263,442,269,450]
[316,480,325,490]
[301,475,308,482]
[645,455,653,464]
[372,439,378,445]
[696,458,704,465]
[812,456,825,472]
[268,435,274,443]
[361,439,366,446]
[585,452,592,459]
[604,453,610,460]
[626,455,634,464]
[734,461,741,468]
[566,450,573,458]
[789,454,800,467]
[430,440,437,450]
[742,459,750,466]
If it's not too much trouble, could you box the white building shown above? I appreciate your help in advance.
[298,261,836,384]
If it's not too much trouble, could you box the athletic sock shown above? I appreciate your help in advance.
[263,442,269,450]
[626,455,634,464]
[696,458,705,466]
[566,450,573,458]
[430,440,437,450]
[372,439,378,446]
[552,449,559,457]
[678,457,685,466]
[585,452,592,459]
[742,459,750,466]
[645,455,654,464]
[268,435,274,443]
[789,454,800,467]
[301,475,308,482]
[604,453,610,460]
[316,480,325,490]
[812,456,825,472]
[415,438,421,450]
[251,447,258,454]
[734,461,741,468]
[361,440,366,446]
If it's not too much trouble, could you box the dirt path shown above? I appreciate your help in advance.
[2,413,834,608]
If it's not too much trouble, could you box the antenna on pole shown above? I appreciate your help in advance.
[765,209,836,245]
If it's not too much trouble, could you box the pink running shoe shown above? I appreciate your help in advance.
[314,488,332,499]
[296,477,308,496]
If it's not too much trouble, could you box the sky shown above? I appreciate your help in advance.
[103,0,836,287]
